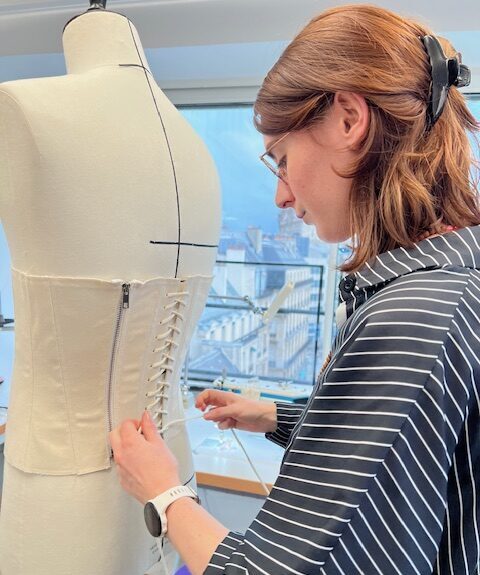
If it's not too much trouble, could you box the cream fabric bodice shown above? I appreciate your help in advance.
[6,268,211,477]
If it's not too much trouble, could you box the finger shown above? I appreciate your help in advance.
[204,405,236,422]
[218,418,236,430]
[120,419,141,441]
[196,389,235,411]
[195,389,208,409]
[140,410,160,442]
[109,427,122,452]
[195,389,222,410]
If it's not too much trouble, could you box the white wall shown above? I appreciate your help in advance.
[0,0,479,99]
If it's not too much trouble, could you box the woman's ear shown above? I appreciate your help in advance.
[333,91,369,149]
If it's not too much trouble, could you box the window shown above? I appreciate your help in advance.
[180,105,331,386]
[180,100,480,386]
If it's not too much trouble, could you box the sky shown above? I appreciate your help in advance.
[181,105,281,234]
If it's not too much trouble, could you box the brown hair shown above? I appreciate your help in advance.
[254,4,480,273]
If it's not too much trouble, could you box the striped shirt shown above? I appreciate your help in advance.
[204,225,480,575]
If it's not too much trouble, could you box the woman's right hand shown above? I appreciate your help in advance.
[195,389,278,433]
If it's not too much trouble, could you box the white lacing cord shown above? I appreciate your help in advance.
[159,411,207,434]
[159,415,270,496]
[230,428,271,496]
[158,538,169,575]
[152,410,270,575]
[146,288,270,573]
[146,290,189,575]
[155,414,270,575]
[146,291,190,429]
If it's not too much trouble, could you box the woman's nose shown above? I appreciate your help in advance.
[275,180,294,209]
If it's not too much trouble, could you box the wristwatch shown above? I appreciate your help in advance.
[144,485,200,538]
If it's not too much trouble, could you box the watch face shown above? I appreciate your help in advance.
[144,502,162,538]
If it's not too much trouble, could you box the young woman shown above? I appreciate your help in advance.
[110,5,480,574]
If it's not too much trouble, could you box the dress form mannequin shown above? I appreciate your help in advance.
[0,6,220,575]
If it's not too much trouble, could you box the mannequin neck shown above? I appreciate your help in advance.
[62,10,151,75]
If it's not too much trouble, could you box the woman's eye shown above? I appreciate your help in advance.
[278,158,287,169]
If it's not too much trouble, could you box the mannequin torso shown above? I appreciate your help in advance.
[0,10,220,278]
[0,9,221,575]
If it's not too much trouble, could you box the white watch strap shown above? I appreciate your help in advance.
[149,485,199,537]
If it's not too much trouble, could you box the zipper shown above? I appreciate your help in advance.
[107,283,130,454]
[122,283,130,309]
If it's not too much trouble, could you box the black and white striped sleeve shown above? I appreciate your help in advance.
[203,268,480,575]
[265,401,305,449]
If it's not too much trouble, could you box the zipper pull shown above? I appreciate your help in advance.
[122,284,130,309]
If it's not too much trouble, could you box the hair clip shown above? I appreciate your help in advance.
[421,35,471,129]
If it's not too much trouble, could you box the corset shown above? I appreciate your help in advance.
[5,268,212,475]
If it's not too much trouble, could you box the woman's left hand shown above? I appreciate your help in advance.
[109,410,181,505]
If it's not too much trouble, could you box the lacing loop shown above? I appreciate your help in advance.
[145,289,190,427]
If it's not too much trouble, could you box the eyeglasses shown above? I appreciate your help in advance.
[259,132,290,183]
